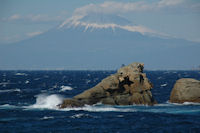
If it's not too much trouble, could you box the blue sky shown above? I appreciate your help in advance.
[0,0,200,44]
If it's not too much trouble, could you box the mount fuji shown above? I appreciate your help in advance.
[0,13,200,70]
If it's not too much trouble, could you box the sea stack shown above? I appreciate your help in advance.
[59,62,157,108]
[170,78,200,103]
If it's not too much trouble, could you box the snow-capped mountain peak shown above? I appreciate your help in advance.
[58,13,158,35]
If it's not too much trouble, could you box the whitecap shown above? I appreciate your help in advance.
[59,86,73,92]
[85,79,91,84]
[40,116,54,120]
[117,115,124,117]
[183,102,200,105]
[160,83,167,87]
[0,104,19,109]
[0,88,21,93]
[0,82,9,85]
[166,101,200,106]
[154,103,173,107]
[25,80,30,84]
[15,73,27,76]
[70,113,89,119]
[28,94,64,109]
[50,84,58,90]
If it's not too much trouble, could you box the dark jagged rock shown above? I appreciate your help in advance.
[170,78,200,103]
[59,62,157,108]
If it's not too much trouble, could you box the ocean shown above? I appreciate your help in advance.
[0,70,200,133]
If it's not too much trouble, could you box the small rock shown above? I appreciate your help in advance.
[58,99,84,108]
[170,78,200,103]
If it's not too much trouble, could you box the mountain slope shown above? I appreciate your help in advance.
[0,14,200,70]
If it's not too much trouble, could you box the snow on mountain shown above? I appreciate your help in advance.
[59,13,159,35]
[0,13,200,70]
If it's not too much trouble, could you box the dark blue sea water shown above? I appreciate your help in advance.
[0,70,200,133]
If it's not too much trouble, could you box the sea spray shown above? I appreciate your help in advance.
[30,94,64,109]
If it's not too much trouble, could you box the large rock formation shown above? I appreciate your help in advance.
[170,78,200,103]
[59,62,157,108]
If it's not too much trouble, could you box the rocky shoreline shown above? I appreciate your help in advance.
[58,62,200,108]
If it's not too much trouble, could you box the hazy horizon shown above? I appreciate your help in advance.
[0,0,200,70]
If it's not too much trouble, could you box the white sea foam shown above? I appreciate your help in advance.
[154,103,173,107]
[40,116,54,120]
[0,104,23,110]
[61,105,136,112]
[50,84,58,90]
[0,82,10,85]
[15,73,27,76]
[183,102,200,105]
[59,101,200,114]
[1,102,200,115]
[166,101,200,106]
[25,80,30,84]
[59,86,73,92]
[0,88,21,93]
[0,82,15,88]
[85,79,91,84]
[117,115,124,117]
[34,78,40,81]
[0,104,18,108]
[29,94,64,109]
[160,83,167,87]
[70,113,89,118]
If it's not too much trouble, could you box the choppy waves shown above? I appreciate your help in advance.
[1,94,199,115]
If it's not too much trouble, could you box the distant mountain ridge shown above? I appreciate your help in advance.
[0,13,200,70]
[59,13,161,36]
